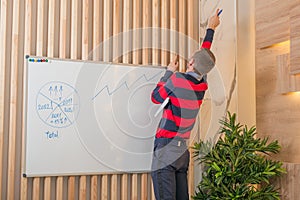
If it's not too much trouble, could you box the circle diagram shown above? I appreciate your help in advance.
[36,81,80,128]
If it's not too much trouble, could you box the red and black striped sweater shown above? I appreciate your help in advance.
[151,28,215,139]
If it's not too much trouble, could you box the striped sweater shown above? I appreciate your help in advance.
[151,28,214,139]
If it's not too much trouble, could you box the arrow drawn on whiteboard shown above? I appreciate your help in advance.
[91,71,163,100]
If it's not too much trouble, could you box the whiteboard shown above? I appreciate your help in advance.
[23,56,165,177]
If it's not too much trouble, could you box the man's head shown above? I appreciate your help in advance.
[190,48,216,75]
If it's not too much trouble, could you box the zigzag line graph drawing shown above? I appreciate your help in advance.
[92,71,163,100]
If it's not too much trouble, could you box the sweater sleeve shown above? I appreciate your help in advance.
[201,28,215,49]
[151,70,175,104]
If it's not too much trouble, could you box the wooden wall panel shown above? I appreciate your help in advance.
[8,0,23,199]
[142,0,152,64]
[255,0,290,48]
[0,0,201,198]
[161,0,170,66]
[290,1,300,74]
[132,0,142,64]
[0,0,10,198]
[256,7,300,200]
[179,0,187,71]
[170,0,178,60]
[256,0,300,189]
[271,163,300,200]
[152,0,161,65]
[256,0,300,165]
[256,40,300,162]
[277,53,300,94]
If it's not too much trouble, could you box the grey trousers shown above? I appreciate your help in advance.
[151,137,190,200]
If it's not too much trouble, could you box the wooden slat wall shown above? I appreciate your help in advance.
[0,0,201,199]
[271,163,300,200]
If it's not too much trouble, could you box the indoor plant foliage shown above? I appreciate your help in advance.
[193,112,285,200]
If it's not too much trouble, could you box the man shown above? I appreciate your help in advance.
[150,9,221,200]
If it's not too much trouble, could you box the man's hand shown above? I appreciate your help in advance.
[208,9,221,30]
[167,55,179,72]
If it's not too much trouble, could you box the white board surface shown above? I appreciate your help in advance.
[23,56,165,177]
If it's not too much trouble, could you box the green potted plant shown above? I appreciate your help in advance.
[192,112,285,200]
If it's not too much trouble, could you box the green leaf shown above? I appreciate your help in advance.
[192,112,285,200]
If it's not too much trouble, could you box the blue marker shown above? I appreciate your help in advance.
[218,9,223,16]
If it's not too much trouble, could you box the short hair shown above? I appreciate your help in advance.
[191,48,216,75]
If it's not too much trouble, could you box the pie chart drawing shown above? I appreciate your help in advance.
[36,81,80,128]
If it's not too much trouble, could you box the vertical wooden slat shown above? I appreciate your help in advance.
[111,175,118,200]
[0,0,9,198]
[142,0,151,64]
[90,175,98,200]
[59,0,68,59]
[21,177,28,200]
[170,0,178,60]
[101,175,108,200]
[178,0,187,72]
[89,2,100,194]
[123,0,132,63]
[71,0,80,60]
[121,0,132,198]
[56,1,68,198]
[92,0,102,60]
[21,0,34,198]
[152,0,160,65]
[7,0,20,199]
[79,0,91,199]
[68,1,80,199]
[121,174,128,200]
[67,177,76,200]
[81,0,90,60]
[43,177,51,200]
[44,0,59,200]
[113,0,122,62]
[103,0,113,62]
[33,0,47,198]
[187,1,199,194]
[131,174,138,200]
[79,175,87,200]
[47,0,56,57]
[36,0,46,56]
[133,1,147,197]
[132,0,143,197]
[93,0,103,61]
[188,0,199,55]
[56,177,63,200]
[90,2,102,198]
[141,174,148,200]
[132,0,141,64]
[161,0,170,66]
[102,1,112,198]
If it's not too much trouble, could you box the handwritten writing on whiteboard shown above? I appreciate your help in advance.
[45,130,59,139]
[36,81,80,128]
